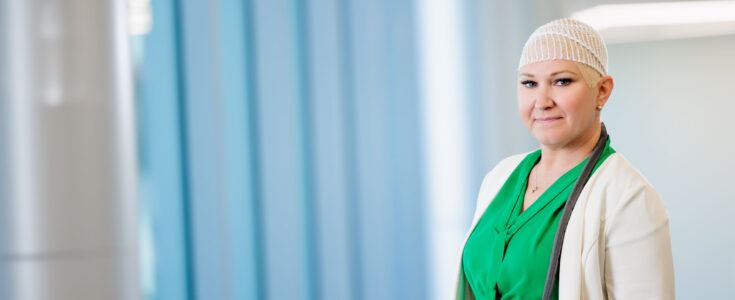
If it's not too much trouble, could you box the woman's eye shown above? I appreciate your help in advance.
[520,80,536,88]
[554,78,572,86]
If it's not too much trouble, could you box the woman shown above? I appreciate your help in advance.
[454,18,675,299]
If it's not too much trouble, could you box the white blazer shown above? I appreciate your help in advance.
[454,152,675,299]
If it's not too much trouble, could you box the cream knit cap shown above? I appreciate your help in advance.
[518,18,608,76]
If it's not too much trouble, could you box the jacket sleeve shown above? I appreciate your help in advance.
[603,182,675,299]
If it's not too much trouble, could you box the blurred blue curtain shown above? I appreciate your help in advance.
[135,0,428,299]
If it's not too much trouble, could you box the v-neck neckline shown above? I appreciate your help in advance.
[495,150,589,237]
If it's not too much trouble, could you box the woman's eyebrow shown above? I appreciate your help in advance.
[519,70,576,78]
[550,70,577,76]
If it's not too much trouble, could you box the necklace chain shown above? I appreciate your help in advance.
[532,165,540,193]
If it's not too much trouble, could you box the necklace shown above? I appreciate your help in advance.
[531,165,541,193]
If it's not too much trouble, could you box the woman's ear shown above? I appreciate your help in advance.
[596,75,614,107]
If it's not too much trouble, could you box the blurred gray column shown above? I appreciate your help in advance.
[0,0,140,299]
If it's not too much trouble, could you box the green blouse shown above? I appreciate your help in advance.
[462,139,615,299]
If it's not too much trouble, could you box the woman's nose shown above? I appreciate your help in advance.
[534,89,554,110]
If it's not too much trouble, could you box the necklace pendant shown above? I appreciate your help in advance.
[531,186,538,193]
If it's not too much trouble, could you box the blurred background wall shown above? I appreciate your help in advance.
[1,0,733,299]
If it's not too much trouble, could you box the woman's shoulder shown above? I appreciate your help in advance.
[494,151,533,171]
[593,152,669,221]
[480,150,536,183]
[596,152,658,191]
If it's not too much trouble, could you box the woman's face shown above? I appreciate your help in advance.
[517,60,605,149]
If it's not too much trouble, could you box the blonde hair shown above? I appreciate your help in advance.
[575,61,603,89]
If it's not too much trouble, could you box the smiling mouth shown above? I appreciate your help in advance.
[535,117,562,123]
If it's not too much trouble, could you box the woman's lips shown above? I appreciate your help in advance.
[535,116,562,124]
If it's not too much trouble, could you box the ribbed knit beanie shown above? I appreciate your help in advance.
[518,18,608,76]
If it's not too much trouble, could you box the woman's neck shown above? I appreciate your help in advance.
[537,123,602,173]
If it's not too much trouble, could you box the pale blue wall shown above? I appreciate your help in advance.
[606,35,735,299]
